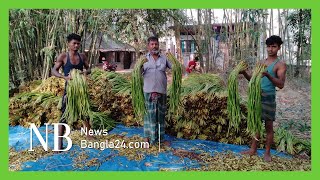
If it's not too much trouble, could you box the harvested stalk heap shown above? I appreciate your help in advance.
[88,68,138,126]
[166,52,183,118]
[10,78,66,127]
[13,80,42,96]
[32,76,65,96]
[131,57,147,119]
[168,91,250,144]
[227,60,248,132]
[167,74,250,144]
[62,69,92,125]
[9,92,61,127]
[246,63,266,137]
[87,68,114,112]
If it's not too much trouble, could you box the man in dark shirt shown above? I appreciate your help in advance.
[51,33,92,151]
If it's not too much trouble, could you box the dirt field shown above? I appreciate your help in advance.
[273,79,311,140]
[238,76,310,140]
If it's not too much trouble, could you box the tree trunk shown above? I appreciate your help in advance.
[270,9,274,36]
[197,9,204,70]
[294,9,303,77]
[174,20,182,64]
[286,11,294,77]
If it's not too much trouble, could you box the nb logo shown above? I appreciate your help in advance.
[28,123,72,152]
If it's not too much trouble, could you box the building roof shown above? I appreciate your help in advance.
[84,32,136,52]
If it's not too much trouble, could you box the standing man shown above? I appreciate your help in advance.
[239,35,287,162]
[142,36,172,146]
[51,33,92,151]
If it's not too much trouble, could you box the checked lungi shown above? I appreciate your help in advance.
[261,92,276,121]
[143,92,167,145]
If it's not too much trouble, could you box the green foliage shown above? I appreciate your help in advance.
[297,121,311,133]
[241,9,265,22]
[107,9,188,48]
[287,9,311,61]
[281,119,296,130]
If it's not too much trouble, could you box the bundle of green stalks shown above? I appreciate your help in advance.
[131,57,147,119]
[227,61,248,132]
[274,127,311,155]
[89,111,115,131]
[62,69,92,125]
[166,52,183,118]
[90,68,105,81]
[90,69,131,95]
[275,127,296,154]
[179,73,225,96]
[246,63,266,137]
[105,72,132,96]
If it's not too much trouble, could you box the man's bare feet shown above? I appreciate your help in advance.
[240,149,257,155]
[264,153,272,162]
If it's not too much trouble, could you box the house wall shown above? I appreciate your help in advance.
[165,30,265,71]
[98,51,135,71]
[112,51,134,70]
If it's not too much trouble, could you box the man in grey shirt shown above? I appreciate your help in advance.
[142,36,172,146]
